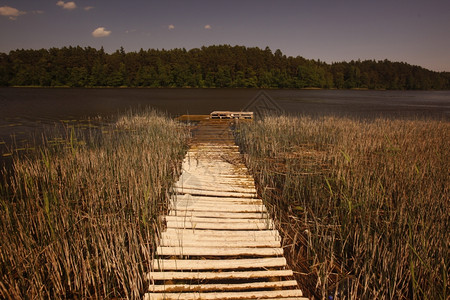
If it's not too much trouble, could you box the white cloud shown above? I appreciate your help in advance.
[0,5,26,20]
[204,24,212,29]
[56,1,77,10]
[92,27,111,38]
[84,6,94,11]
[168,24,175,30]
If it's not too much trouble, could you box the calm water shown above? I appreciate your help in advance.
[1,88,449,167]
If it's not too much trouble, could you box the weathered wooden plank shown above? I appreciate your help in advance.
[144,289,304,300]
[177,178,255,187]
[174,183,257,194]
[170,198,262,207]
[159,239,281,248]
[176,178,255,187]
[156,246,283,257]
[171,199,263,206]
[172,195,260,203]
[179,173,252,180]
[169,210,268,219]
[147,269,294,281]
[182,158,243,164]
[174,187,256,198]
[164,216,271,224]
[180,167,249,175]
[171,204,266,213]
[148,280,298,292]
[181,160,243,167]
[180,172,253,179]
[170,198,263,206]
[160,236,280,245]
[160,233,280,243]
[162,229,280,239]
[170,203,266,213]
[153,257,287,270]
[189,144,239,149]
[166,221,274,230]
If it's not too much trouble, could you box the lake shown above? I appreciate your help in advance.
[1,88,449,167]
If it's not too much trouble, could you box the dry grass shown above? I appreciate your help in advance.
[235,115,449,299]
[0,109,189,299]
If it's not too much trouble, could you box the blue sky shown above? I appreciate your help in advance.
[1,0,449,71]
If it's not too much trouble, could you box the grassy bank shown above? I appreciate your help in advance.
[235,116,449,299]
[0,110,189,299]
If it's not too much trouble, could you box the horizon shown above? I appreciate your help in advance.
[1,0,449,72]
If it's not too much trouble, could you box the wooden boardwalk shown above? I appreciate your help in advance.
[145,120,307,300]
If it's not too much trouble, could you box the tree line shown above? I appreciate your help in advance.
[0,45,449,89]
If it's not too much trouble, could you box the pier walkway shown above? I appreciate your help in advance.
[145,120,306,300]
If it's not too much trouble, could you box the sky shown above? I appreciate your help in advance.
[1,0,449,72]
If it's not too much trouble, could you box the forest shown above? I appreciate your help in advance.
[1,45,449,89]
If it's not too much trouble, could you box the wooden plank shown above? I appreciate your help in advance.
[176,178,255,187]
[171,204,265,213]
[174,184,256,194]
[170,201,265,210]
[180,172,253,179]
[160,230,279,240]
[170,197,264,206]
[172,195,260,203]
[148,280,298,292]
[179,172,253,179]
[161,232,280,243]
[169,210,268,219]
[177,177,254,184]
[181,167,248,174]
[147,269,294,281]
[162,229,280,239]
[189,145,239,149]
[179,172,251,179]
[160,236,279,244]
[164,216,271,224]
[181,161,243,167]
[144,289,304,300]
[186,151,241,155]
[166,221,274,230]
[174,187,256,198]
[176,183,255,191]
[156,246,283,257]
[147,270,294,281]
[170,198,262,206]
[182,158,243,164]
[172,201,262,207]
[153,257,287,270]
[159,239,281,248]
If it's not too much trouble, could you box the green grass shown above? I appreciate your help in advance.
[235,115,449,299]
[0,109,190,299]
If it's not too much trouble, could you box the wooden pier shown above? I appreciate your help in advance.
[145,119,307,300]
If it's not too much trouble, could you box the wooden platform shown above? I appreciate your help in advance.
[145,120,307,299]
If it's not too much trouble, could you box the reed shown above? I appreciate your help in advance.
[0,109,189,299]
[235,115,449,299]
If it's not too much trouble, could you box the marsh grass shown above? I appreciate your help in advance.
[0,109,189,299]
[235,116,449,299]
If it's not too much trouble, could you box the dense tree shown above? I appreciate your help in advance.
[0,45,449,89]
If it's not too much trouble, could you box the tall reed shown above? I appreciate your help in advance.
[0,109,189,299]
[235,115,449,299]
